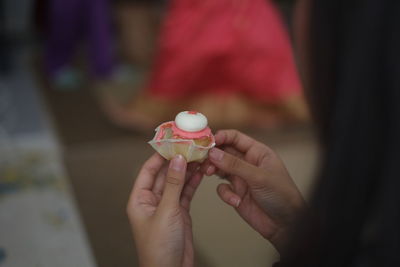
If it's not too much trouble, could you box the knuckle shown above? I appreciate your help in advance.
[231,129,241,140]
[219,184,233,200]
[219,129,235,139]
[227,129,240,135]
[253,143,276,164]
[181,198,190,209]
[226,155,241,171]
[217,184,228,197]
[166,176,182,186]
[228,129,241,143]
[217,184,226,193]
[218,129,231,135]
[145,165,159,177]
[261,144,275,156]
[215,129,224,136]
[182,190,193,202]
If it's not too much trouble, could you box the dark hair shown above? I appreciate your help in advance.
[284,0,400,266]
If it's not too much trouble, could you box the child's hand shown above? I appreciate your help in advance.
[127,153,202,267]
[201,130,305,253]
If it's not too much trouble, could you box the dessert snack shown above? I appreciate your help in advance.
[148,111,215,162]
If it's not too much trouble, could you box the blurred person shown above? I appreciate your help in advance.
[104,0,308,131]
[114,0,161,68]
[95,0,162,117]
[0,0,10,75]
[0,0,14,75]
[43,0,114,90]
[127,0,400,266]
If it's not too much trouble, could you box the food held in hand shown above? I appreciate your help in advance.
[148,111,215,162]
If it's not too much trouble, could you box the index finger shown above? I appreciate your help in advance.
[208,147,266,184]
[134,153,166,191]
[215,130,257,154]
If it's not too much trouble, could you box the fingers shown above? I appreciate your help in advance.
[224,146,244,158]
[181,171,203,210]
[152,162,169,196]
[134,153,166,192]
[201,146,243,177]
[187,162,200,174]
[215,130,256,153]
[208,147,266,184]
[205,164,216,176]
[200,159,216,176]
[216,130,272,166]
[159,155,187,209]
[186,162,200,182]
[217,183,241,208]
[153,162,199,197]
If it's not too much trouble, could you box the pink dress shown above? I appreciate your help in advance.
[148,0,301,104]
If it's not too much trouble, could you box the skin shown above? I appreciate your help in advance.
[201,130,305,252]
[128,130,306,266]
[127,154,203,267]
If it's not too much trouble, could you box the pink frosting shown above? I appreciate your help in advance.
[156,121,212,140]
[171,123,211,139]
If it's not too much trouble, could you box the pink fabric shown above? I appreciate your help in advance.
[148,0,301,103]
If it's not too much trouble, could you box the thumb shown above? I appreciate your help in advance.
[159,155,187,209]
[208,148,265,184]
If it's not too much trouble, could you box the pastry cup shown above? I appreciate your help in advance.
[148,124,215,163]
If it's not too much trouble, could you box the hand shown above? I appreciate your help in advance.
[127,153,203,267]
[201,130,305,252]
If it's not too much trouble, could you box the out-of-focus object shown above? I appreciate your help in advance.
[99,0,309,131]
[149,111,215,162]
[43,0,114,89]
[115,2,159,68]
[1,0,34,75]
[0,50,96,266]
[146,0,306,126]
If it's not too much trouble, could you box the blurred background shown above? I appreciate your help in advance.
[0,0,317,266]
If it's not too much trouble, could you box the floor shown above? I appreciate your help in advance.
[39,77,318,267]
[0,46,95,267]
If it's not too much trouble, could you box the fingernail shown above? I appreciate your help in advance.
[206,165,215,176]
[170,155,185,172]
[209,148,224,161]
[229,197,241,208]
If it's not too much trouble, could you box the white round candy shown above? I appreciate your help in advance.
[175,111,208,132]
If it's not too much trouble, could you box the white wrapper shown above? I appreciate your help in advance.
[148,124,215,163]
